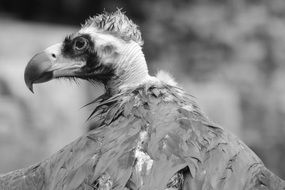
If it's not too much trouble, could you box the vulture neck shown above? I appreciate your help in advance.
[106,42,153,96]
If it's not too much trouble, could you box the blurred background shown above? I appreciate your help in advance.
[0,0,285,178]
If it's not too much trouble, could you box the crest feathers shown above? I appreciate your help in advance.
[83,9,143,45]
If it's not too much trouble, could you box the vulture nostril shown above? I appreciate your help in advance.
[51,53,56,58]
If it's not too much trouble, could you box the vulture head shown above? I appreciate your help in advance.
[24,10,151,94]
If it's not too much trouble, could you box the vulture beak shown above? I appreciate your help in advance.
[24,43,83,93]
[24,51,53,93]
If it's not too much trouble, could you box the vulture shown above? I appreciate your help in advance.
[1,10,285,190]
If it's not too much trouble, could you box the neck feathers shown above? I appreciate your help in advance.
[88,82,207,130]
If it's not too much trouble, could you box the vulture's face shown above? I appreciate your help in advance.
[24,11,145,92]
[25,29,130,92]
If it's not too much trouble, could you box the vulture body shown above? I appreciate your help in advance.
[1,10,285,190]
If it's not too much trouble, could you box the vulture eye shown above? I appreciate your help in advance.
[73,37,88,51]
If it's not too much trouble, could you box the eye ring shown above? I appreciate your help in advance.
[73,37,88,51]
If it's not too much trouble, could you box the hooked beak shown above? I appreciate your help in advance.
[24,52,53,93]
[24,43,84,93]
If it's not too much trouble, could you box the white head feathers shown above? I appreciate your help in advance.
[83,9,143,46]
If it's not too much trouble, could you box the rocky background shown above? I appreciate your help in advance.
[0,0,285,178]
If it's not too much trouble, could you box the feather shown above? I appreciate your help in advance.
[2,81,285,190]
[156,70,178,86]
[83,9,143,46]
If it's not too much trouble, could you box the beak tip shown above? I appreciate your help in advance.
[25,80,34,93]
[29,86,34,94]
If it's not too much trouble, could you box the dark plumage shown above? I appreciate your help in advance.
[1,83,284,189]
[2,10,284,190]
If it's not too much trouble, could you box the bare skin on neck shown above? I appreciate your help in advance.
[106,41,154,94]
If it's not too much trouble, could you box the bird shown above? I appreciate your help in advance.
[1,10,285,190]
